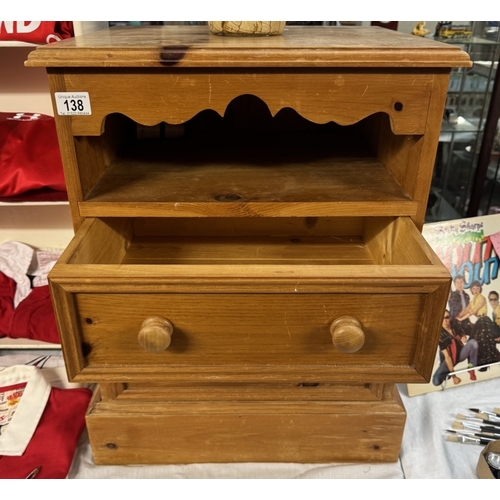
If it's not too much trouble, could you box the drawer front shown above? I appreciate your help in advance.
[86,384,406,464]
[52,286,447,383]
[49,216,450,383]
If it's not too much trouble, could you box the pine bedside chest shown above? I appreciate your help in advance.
[26,25,471,464]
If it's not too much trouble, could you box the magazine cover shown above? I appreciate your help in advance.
[407,214,500,396]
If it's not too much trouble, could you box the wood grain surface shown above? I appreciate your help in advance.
[86,383,406,464]
[48,216,450,383]
[26,25,471,68]
[36,25,467,464]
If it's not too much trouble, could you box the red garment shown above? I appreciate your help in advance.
[0,273,15,336]
[0,22,73,44]
[0,386,91,479]
[0,272,60,344]
[9,286,60,344]
[0,113,66,197]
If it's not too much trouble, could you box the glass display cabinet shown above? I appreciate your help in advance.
[427,21,500,221]
[480,138,500,214]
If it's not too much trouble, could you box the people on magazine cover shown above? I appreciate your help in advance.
[469,316,500,367]
[488,291,500,329]
[437,279,500,387]
[457,280,488,321]
[453,281,500,367]
[409,215,500,396]
[448,275,473,338]
[432,310,478,386]
[448,275,470,320]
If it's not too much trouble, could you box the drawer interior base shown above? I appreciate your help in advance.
[65,215,438,267]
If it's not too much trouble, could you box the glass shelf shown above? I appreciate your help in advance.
[440,117,481,134]
[433,35,500,46]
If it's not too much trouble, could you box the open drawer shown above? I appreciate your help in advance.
[49,216,450,384]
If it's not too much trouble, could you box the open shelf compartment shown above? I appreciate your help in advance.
[73,98,424,220]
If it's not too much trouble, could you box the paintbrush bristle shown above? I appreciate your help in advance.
[445,435,459,442]
[456,414,467,420]
[452,421,464,430]
[477,412,491,420]
[469,408,480,413]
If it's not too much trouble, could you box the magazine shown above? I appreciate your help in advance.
[407,214,500,396]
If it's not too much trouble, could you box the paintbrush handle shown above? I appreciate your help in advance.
[465,417,500,428]
[446,435,491,445]
[459,421,500,435]
[479,425,500,433]
[472,432,498,441]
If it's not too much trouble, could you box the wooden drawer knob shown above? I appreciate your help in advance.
[138,316,174,352]
[330,316,365,353]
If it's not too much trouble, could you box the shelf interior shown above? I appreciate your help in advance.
[76,98,418,218]
[84,138,409,205]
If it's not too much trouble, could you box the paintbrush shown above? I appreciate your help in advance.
[469,408,500,420]
[446,429,497,442]
[452,420,500,435]
[445,434,492,445]
[469,408,500,418]
[457,413,500,428]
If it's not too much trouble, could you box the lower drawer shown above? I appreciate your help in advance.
[49,216,450,383]
[86,383,406,464]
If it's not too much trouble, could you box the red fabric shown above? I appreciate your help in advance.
[447,337,459,364]
[0,382,26,393]
[0,21,73,44]
[8,286,60,344]
[0,113,66,197]
[0,273,60,343]
[0,273,16,336]
[0,387,91,479]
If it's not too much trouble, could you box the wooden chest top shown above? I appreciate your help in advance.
[25,25,472,68]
